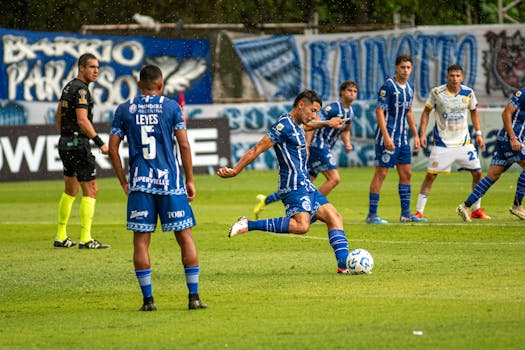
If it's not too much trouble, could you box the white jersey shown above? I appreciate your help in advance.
[426,84,477,147]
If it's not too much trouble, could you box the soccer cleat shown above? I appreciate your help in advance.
[400,214,428,223]
[366,216,388,224]
[253,194,267,219]
[78,239,110,249]
[456,203,472,222]
[414,211,425,219]
[337,267,351,274]
[509,204,525,220]
[139,296,157,311]
[188,294,208,310]
[228,216,248,237]
[53,237,76,248]
[471,208,492,220]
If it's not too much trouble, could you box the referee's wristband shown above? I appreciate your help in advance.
[91,135,105,148]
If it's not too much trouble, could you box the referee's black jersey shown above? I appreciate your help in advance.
[59,78,94,138]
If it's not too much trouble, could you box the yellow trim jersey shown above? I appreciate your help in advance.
[426,84,478,147]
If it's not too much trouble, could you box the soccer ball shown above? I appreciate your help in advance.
[346,248,374,275]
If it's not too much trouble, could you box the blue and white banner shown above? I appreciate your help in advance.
[0,27,212,105]
[232,24,525,106]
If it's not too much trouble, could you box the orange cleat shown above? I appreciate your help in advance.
[471,208,491,220]
[414,211,424,219]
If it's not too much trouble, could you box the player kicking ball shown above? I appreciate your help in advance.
[218,90,353,274]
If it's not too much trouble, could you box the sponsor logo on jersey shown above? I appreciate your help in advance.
[324,106,331,112]
[129,104,137,114]
[301,196,312,212]
[276,123,284,131]
[517,91,522,97]
[379,89,386,97]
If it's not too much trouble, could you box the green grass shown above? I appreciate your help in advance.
[1,168,524,349]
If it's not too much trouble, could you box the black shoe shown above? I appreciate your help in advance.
[78,239,110,249]
[54,237,76,248]
[188,293,207,310]
[139,296,157,311]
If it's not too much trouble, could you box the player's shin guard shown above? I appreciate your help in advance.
[328,229,349,269]
[135,268,153,298]
[399,184,411,217]
[80,196,96,243]
[57,193,76,241]
[184,265,200,295]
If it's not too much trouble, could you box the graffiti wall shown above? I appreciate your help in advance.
[0,27,212,109]
[231,24,525,107]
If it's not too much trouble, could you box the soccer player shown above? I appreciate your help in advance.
[108,64,207,311]
[217,90,352,274]
[54,53,110,249]
[456,87,525,221]
[366,54,427,224]
[253,81,356,219]
[415,64,490,220]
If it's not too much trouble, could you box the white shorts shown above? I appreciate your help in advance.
[427,144,481,174]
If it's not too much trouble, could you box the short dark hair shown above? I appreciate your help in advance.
[293,89,322,108]
[447,64,463,74]
[339,80,359,95]
[78,53,97,67]
[140,64,163,82]
[395,54,413,66]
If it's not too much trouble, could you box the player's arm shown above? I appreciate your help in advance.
[76,108,108,155]
[54,101,62,134]
[175,128,196,201]
[341,123,352,152]
[108,134,129,195]
[406,107,420,151]
[419,105,432,148]
[469,109,485,151]
[501,102,522,151]
[217,134,274,178]
[376,107,394,151]
[305,117,350,131]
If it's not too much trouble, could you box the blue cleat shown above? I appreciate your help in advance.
[400,214,428,223]
[366,216,389,224]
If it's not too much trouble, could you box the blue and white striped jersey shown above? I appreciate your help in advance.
[309,100,353,150]
[267,113,316,195]
[497,87,525,142]
[111,95,188,195]
[375,77,414,147]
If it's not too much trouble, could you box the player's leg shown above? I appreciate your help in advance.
[55,175,79,247]
[253,191,281,219]
[510,163,525,219]
[317,169,341,196]
[367,166,389,224]
[315,201,349,273]
[416,172,437,218]
[174,228,207,309]
[469,169,491,219]
[133,232,156,311]
[457,164,505,221]
[397,146,427,223]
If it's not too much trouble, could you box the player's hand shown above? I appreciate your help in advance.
[186,181,196,201]
[328,117,350,129]
[217,167,237,178]
[100,144,109,155]
[420,135,427,148]
[413,136,421,152]
[384,137,395,152]
[510,138,523,152]
[345,143,353,152]
[476,135,486,152]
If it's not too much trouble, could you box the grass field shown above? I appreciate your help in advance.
[1,167,524,349]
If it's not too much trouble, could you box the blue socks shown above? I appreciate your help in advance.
[368,193,380,217]
[515,171,525,206]
[399,183,411,217]
[466,177,495,206]
[248,217,291,233]
[135,269,152,298]
[328,229,349,269]
[266,192,281,205]
[184,265,200,295]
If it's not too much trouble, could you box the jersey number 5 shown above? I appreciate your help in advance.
[141,125,156,159]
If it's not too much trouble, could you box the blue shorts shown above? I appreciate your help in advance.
[491,139,525,170]
[281,187,329,221]
[308,146,337,178]
[127,191,196,233]
[374,144,412,168]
